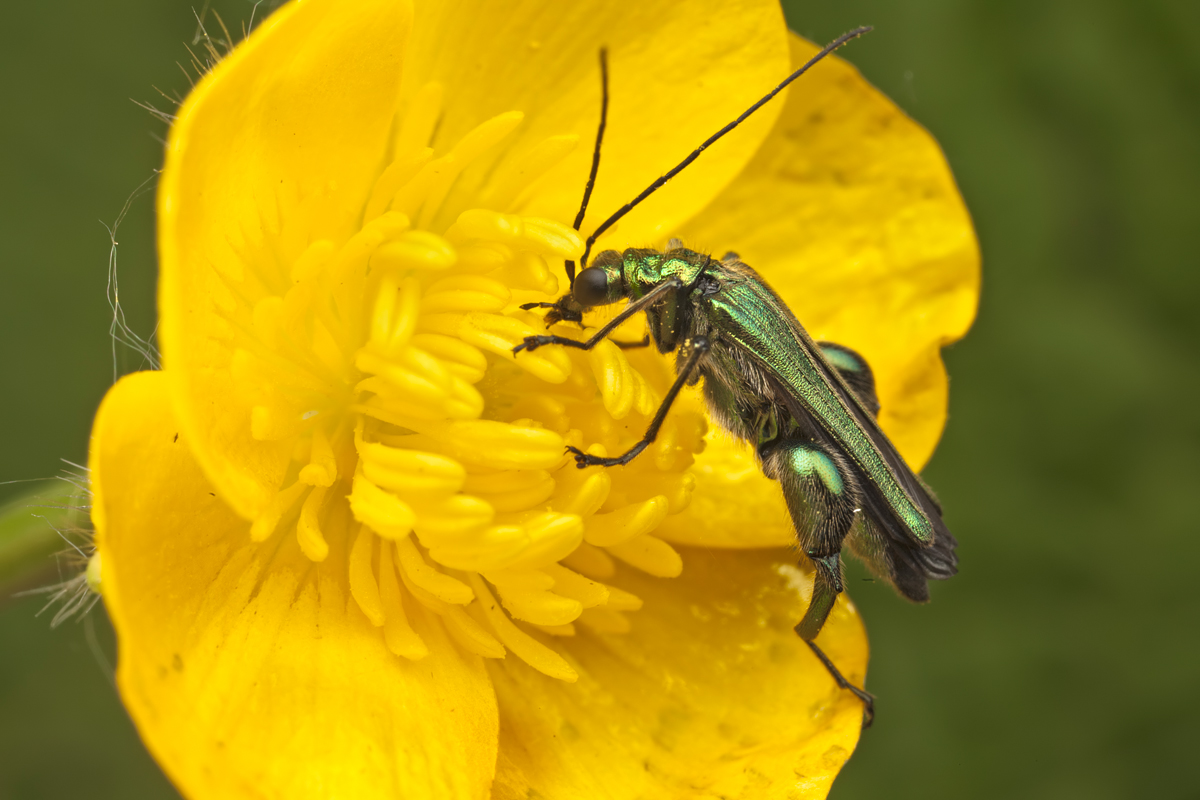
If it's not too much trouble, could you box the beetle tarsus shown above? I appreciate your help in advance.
[514,335,590,355]
[803,639,875,729]
[564,445,594,468]
[565,443,646,469]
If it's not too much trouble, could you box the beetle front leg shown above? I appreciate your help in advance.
[566,336,709,468]
[512,276,682,354]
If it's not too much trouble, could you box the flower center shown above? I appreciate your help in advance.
[227,84,704,680]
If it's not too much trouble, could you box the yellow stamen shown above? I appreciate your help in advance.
[400,570,505,659]
[604,585,644,612]
[418,111,525,229]
[296,485,330,562]
[391,81,443,163]
[589,340,640,420]
[412,494,494,538]
[394,536,473,605]
[543,563,609,608]
[223,99,707,679]
[496,583,582,627]
[607,534,682,578]
[370,232,458,276]
[445,209,584,261]
[378,538,428,660]
[421,275,511,314]
[299,423,337,486]
[348,474,415,540]
[583,495,670,547]
[410,333,487,383]
[357,442,465,496]
[470,575,577,682]
[463,469,555,513]
[348,526,385,627]
[363,148,433,223]
[551,466,611,516]
[250,480,308,542]
[561,542,617,580]
[459,313,571,382]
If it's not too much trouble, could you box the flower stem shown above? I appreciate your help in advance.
[0,481,87,593]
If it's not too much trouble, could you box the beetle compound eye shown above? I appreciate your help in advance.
[573,266,610,308]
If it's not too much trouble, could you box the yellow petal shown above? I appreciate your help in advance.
[90,372,498,799]
[158,0,413,519]
[489,547,868,799]
[674,33,980,547]
[654,404,796,548]
[401,0,792,242]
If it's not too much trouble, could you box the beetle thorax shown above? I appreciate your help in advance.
[622,247,710,299]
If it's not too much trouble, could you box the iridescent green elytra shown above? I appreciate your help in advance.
[514,28,956,728]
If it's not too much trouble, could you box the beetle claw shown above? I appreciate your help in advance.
[564,445,594,469]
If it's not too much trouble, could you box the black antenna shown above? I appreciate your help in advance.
[564,48,610,287]
[579,26,872,268]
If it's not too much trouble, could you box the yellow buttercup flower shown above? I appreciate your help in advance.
[88,0,977,798]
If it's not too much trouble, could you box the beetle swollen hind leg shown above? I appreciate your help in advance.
[565,336,709,468]
[761,436,875,727]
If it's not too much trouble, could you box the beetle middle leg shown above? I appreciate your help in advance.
[565,336,709,468]
[760,435,876,726]
[614,335,651,349]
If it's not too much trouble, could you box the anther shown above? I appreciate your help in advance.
[364,149,434,222]
[370,230,457,274]
[446,209,584,260]
[250,481,309,542]
[392,82,444,161]
[496,583,582,627]
[606,534,682,577]
[583,496,670,547]
[543,563,609,608]
[299,424,337,486]
[349,475,417,539]
[349,527,386,626]
[469,576,578,682]
[394,536,474,605]
[295,486,330,561]
[378,542,429,660]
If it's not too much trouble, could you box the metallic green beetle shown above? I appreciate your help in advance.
[515,29,957,727]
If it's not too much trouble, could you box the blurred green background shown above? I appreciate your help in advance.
[1,0,1197,797]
